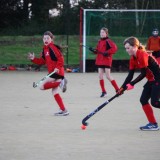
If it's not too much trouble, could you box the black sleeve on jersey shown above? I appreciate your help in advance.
[130,68,146,86]
[121,69,134,88]
[49,47,58,61]
[42,49,45,60]
[106,39,111,50]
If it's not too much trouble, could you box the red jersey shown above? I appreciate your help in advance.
[146,36,160,51]
[129,50,154,81]
[32,42,64,76]
[95,37,117,67]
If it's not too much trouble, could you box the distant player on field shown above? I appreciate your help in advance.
[146,28,160,63]
[90,27,119,97]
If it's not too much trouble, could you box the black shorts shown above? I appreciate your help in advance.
[96,65,111,69]
[140,80,160,108]
[49,73,64,79]
[152,51,160,58]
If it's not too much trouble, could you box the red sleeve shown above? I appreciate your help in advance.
[32,54,45,65]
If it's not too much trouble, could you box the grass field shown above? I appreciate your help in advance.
[0,35,148,65]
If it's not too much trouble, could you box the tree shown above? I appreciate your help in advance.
[0,0,24,28]
[1,0,160,35]
[30,0,57,23]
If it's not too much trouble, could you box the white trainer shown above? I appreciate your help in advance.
[60,78,67,92]
[54,110,69,116]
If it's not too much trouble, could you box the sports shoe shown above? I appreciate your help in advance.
[140,123,159,131]
[59,78,67,92]
[54,110,69,116]
[100,92,107,97]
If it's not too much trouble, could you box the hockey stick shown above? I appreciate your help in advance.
[33,71,56,88]
[81,44,100,53]
[81,44,92,49]
[81,44,109,56]
[81,93,119,129]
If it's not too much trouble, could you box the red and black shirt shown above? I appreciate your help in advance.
[122,50,160,88]
[95,37,117,67]
[32,42,64,77]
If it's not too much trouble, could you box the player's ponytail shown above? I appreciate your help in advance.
[138,43,145,51]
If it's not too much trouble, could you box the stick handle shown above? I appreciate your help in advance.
[47,70,56,78]
[33,70,56,88]
[82,44,108,56]
[82,94,119,126]
[82,44,90,49]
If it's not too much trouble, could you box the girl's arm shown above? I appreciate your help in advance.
[28,52,45,65]
[32,57,45,65]
[121,69,135,88]
[117,69,135,95]
[129,68,146,86]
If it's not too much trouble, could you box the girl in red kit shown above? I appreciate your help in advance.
[92,27,119,97]
[28,31,69,116]
[117,36,160,131]
[146,28,160,63]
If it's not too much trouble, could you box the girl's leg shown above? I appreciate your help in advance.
[59,77,67,92]
[53,93,69,116]
[151,81,160,109]
[98,68,106,97]
[39,78,69,116]
[98,68,106,92]
[39,77,61,90]
[142,104,157,124]
[52,80,69,116]
[140,82,157,124]
[54,93,65,111]
[139,82,158,130]
[105,68,119,91]
[140,103,159,130]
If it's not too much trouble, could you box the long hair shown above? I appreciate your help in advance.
[123,36,145,51]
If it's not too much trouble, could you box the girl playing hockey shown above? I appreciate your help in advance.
[28,31,69,116]
[117,36,160,130]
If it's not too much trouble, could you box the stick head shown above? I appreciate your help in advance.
[81,121,88,130]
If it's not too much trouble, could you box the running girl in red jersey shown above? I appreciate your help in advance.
[91,27,119,97]
[28,31,69,116]
[117,36,160,131]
